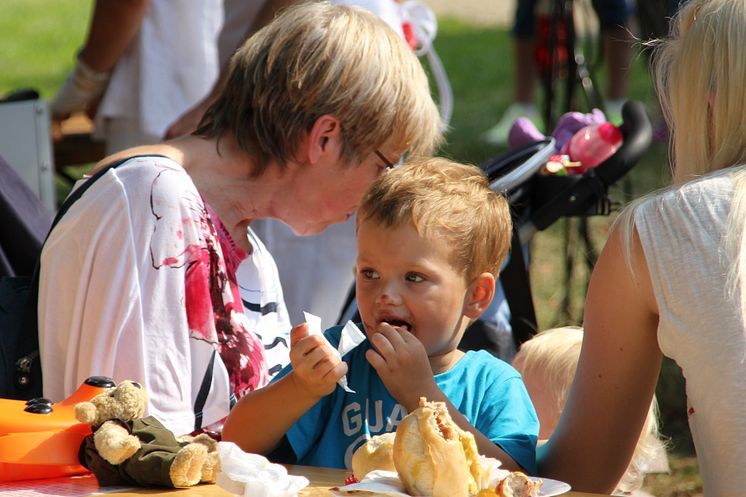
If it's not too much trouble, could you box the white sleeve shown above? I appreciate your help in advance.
[39,162,231,435]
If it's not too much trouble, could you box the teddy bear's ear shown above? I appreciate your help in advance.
[75,402,98,424]
[115,381,148,420]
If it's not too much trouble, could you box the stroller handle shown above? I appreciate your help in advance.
[595,100,653,186]
[489,138,556,193]
[528,100,653,232]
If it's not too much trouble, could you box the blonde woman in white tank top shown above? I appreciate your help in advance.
[536,2,746,495]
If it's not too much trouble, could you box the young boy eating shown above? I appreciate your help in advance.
[222,158,539,473]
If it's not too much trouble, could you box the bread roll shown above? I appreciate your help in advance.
[351,432,397,478]
[495,471,542,497]
[393,398,481,497]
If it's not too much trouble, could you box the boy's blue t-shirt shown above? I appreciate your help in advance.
[272,326,539,474]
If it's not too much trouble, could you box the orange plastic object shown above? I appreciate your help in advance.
[0,376,115,482]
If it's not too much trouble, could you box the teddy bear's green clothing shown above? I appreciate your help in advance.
[79,416,190,487]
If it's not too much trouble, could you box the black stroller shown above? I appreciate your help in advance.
[339,99,653,358]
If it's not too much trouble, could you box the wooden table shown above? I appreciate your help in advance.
[95,465,610,497]
[63,466,344,497]
[0,464,609,496]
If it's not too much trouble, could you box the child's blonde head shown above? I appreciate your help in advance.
[513,327,664,493]
[196,2,443,176]
[512,327,582,415]
[358,157,511,281]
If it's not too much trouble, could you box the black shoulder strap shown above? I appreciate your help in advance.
[14,155,167,397]
[50,155,168,232]
[500,228,538,350]
[193,349,217,433]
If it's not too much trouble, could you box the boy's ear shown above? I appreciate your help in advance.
[464,272,496,319]
[306,114,342,165]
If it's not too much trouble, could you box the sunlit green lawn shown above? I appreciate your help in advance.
[0,1,89,98]
[0,3,699,495]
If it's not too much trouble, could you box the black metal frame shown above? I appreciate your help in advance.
[490,100,652,349]
[540,0,605,132]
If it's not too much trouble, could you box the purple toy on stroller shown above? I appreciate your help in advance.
[460,100,653,359]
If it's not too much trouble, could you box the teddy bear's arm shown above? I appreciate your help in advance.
[94,420,141,465]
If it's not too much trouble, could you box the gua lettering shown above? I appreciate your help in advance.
[341,400,407,468]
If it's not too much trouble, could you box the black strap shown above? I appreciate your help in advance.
[50,154,169,241]
[15,155,168,396]
[500,228,538,350]
[193,349,217,432]
[266,435,298,465]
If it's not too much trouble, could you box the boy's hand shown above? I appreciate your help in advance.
[289,322,348,399]
[365,323,439,410]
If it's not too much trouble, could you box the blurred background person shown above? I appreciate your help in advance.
[482,0,634,146]
[49,0,302,378]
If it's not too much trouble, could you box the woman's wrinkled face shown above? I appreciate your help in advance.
[281,146,400,236]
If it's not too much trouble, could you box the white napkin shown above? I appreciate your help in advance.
[216,441,309,497]
[303,311,366,393]
[479,455,511,488]
[331,470,407,497]
[330,458,511,497]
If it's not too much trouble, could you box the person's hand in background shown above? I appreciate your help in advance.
[50,0,149,121]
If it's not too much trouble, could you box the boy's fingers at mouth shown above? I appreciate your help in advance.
[379,326,408,347]
[365,348,385,371]
[370,332,395,356]
[376,321,397,334]
[385,321,411,332]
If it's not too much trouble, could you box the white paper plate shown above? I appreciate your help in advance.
[332,471,570,497]
[534,476,572,497]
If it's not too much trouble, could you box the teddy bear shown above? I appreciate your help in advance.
[74,380,220,488]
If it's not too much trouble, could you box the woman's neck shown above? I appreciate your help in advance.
[176,134,289,253]
[171,136,255,253]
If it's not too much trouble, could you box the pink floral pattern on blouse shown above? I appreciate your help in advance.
[150,165,268,400]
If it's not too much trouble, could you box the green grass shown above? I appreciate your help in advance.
[0,0,93,197]
[643,455,703,497]
[0,4,699,495]
[0,1,89,99]
[430,20,515,165]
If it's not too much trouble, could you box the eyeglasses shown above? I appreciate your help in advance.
[374,150,402,171]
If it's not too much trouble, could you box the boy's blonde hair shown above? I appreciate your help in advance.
[196,1,443,177]
[513,327,665,494]
[357,157,512,281]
